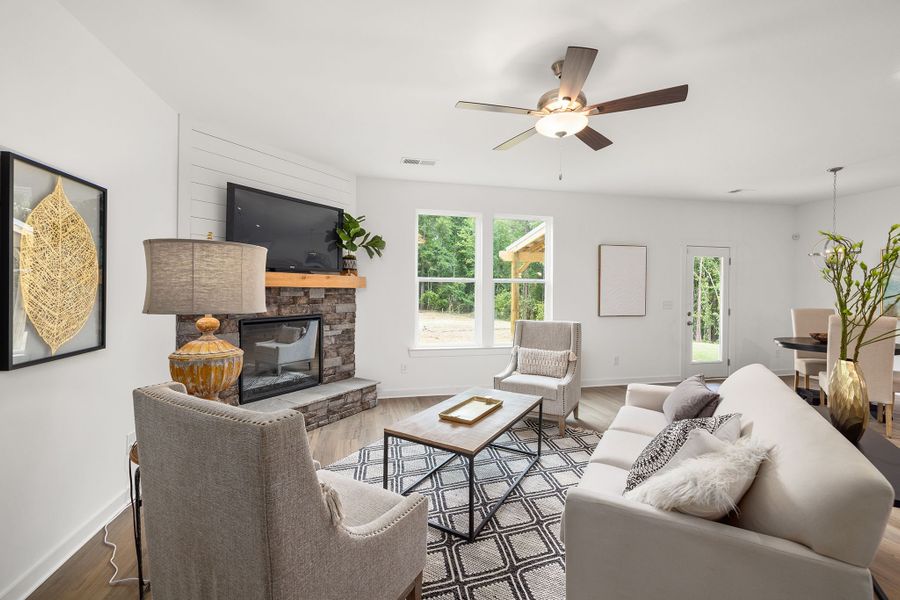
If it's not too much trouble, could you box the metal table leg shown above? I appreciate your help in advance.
[468,455,476,541]
[130,465,146,600]
[873,576,888,600]
[537,400,543,457]
[382,432,389,490]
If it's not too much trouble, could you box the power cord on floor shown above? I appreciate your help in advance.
[102,448,150,591]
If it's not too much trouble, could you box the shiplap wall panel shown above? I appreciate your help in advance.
[177,116,356,240]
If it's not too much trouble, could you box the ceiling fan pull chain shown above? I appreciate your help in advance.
[558,141,563,181]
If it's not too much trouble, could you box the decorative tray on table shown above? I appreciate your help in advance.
[439,396,504,424]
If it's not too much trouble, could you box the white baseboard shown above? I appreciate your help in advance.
[581,374,683,388]
[0,488,130,600]
[378,375,683,399]
[379,368,796,399]
[378,384,472,399]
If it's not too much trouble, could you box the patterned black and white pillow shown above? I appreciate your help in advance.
[624,414,741,492]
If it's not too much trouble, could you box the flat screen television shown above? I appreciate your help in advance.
[226,183,343,273]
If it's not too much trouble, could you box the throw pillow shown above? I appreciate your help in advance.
[662,375,720,422]
[624,414,741,492]
[625,433,769,520]
[517,347,570,378]
[275,326,303,344]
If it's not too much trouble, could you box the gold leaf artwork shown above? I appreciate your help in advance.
[19,177,99,355]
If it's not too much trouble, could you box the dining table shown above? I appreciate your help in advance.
[774,336,900,403]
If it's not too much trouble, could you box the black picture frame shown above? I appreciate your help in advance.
[0,151,107,370]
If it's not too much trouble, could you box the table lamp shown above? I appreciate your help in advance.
[142,238,267,401]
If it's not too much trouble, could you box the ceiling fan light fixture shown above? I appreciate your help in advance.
[535,111,588,139]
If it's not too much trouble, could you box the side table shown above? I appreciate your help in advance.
[129,443,148,600]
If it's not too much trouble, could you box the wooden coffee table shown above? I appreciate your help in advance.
[383,387,543,541]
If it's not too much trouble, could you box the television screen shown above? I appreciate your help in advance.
[226,183,343,273]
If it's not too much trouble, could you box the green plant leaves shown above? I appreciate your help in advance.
[335,212,386,260]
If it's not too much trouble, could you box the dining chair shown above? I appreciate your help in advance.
[819,315,897,439]
[790,308,834,391]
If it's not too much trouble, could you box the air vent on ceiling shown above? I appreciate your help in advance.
[401,157,437,167]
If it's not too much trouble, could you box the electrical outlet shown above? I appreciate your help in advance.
[400,363,408,375]
[613,355,620,366]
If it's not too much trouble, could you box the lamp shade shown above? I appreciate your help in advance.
[143,239,267,315]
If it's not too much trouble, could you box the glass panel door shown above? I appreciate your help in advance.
[683,246,730,378]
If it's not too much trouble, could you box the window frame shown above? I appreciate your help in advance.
[490,214,553,347]
[414,209,483,348]
[412,210,552,351]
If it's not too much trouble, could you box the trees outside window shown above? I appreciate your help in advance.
[416,212,550,347]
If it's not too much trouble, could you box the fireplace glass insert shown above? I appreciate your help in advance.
[239,315,322,403]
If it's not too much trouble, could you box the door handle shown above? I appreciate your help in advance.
[686,320,693,326]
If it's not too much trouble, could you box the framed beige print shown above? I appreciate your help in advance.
[598,244,647,316]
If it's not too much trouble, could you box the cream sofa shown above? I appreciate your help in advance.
[564,364,894,600]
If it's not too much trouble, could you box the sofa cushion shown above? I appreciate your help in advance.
[626,431,769,520]
[715,364,894,568]
[499,372,560,397]
[316,469,406,528]
[589,429,654,470]
[607,405,669,437]
[624,414,741,492]
[578,462,628,496]
[662,375,720,422]
[517,347,570,378]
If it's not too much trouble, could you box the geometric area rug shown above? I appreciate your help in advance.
[326,419,601,600]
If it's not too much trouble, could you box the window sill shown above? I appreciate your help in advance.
[408,346,512,358]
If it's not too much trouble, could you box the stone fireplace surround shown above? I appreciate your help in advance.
[176,286,377,430]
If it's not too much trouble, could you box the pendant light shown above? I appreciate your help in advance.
[809,166,858,262]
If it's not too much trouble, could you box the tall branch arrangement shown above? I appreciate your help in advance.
[819,224,900,361]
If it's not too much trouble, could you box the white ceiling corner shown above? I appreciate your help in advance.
[60,0,900,204]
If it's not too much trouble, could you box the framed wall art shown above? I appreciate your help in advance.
[1,151,106,369]
[598,244,647,317]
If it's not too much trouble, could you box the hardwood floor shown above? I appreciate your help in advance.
[28,380,899,600]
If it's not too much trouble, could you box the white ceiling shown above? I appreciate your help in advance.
[61,0,900,203]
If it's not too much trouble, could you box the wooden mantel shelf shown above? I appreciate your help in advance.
[265,272,366,289]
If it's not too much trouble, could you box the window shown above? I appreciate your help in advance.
[416,213,479,346]
[492,218,547,345]
[415,211,550,348]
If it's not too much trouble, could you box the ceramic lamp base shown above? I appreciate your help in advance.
[169,315,243,402]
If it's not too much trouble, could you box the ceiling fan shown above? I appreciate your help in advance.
[456,46,688,151]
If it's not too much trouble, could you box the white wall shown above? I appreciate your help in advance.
[793,185,900,371]
[0,2,177,599]
[355,177,797,397]
[176,116,357,240]
[793,185,900,308]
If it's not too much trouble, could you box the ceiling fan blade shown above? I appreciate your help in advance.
[575,127,613,151]
[456,101,538,115]
[585,84,688,116]
[558,46,598,101]
[493,128,537,151]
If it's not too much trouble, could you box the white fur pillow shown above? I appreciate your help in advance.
[625,432,769,520]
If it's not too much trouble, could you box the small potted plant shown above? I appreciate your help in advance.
[818,224,899,442]
[335,213,386,274]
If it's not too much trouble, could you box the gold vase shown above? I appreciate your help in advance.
[168,315,243,402]
[828,359,869,443]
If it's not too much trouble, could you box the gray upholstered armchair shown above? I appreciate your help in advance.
[494,320,582,435]
[133,382,428,600]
